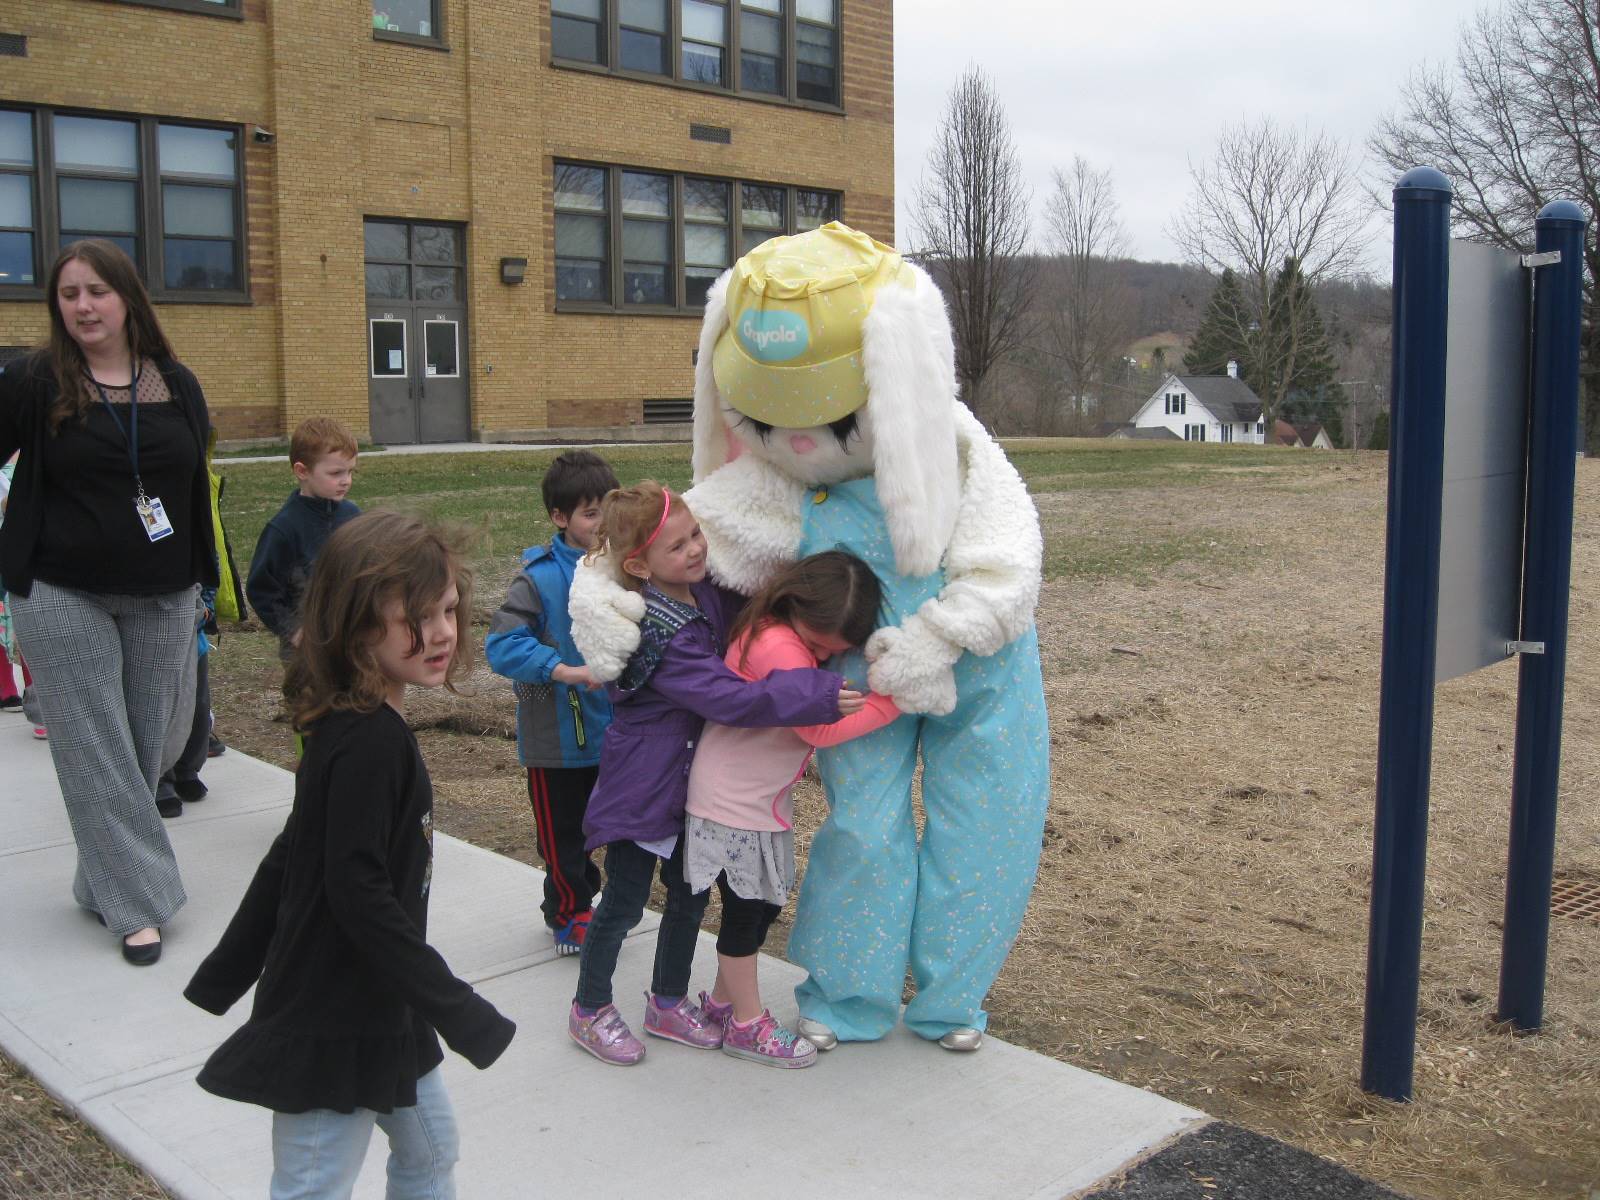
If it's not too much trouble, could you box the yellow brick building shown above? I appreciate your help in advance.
[0,0,894,443]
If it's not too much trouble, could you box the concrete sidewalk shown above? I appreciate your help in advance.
[1,700,1407,1199]
[0,707,1206,1198]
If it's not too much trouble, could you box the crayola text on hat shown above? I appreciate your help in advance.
[711,222,909,429]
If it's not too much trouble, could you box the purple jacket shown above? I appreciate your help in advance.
[582,580,843,851]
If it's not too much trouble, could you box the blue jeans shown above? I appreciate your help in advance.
[575,839,710,1009]
[269,1067,459,1200]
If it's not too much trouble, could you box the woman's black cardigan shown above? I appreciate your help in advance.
[0,352,219,597]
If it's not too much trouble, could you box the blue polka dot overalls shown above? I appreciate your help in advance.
[789,475,1050,1041]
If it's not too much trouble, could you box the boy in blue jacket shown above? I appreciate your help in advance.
[485,450,620,955]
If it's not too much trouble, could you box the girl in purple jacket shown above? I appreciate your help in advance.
[568,482,861,1066]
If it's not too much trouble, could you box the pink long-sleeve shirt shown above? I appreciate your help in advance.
[685,621,899,833]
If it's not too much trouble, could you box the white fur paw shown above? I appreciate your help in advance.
[568,558,644,681]
[865,616,960,716]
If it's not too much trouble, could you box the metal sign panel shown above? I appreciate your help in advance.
[1435,241,1529,683]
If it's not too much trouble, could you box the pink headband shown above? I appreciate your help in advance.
[632,489,673,558]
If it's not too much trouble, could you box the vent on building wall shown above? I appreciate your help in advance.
[0,33,27,57]
[643,398,694,424]
[690,123,731,145]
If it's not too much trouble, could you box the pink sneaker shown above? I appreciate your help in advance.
[642,992,724,1048]
[698,989,734,1032]
[722,1010,817,1068]
[569,1002,645,1065]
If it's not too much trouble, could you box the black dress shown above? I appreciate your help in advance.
[184,705,515,1114]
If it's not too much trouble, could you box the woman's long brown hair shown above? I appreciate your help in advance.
[285,511,475,731]
[39,239,174,432]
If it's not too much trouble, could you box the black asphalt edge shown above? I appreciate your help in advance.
[1072,1121,1412,1200]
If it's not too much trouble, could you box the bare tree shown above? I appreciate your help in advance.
[1169,118,1368,436]
[1370,0,1600,452]
[912,66,1036,425]
[1039,157,1134,431]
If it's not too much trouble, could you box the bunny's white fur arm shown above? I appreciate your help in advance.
[568,553,645,682]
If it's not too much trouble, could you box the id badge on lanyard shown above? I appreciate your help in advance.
[94,364,174,543]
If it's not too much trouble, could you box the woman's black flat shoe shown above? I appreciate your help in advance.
[122,932,161,966]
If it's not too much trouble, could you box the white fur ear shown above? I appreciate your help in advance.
[692,269,735,483]
[860,263,960,577]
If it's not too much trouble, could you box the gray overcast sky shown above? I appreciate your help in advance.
[893,0,1487,269]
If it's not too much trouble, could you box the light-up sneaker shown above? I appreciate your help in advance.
[642,992,724,1048]
[568,1002,645,1065]
[721,1010,817,1069]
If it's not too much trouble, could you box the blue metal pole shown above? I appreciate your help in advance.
[1496,200,1588,1030]
[1360,167,1453,1101]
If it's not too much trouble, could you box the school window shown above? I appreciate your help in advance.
[549,0,840,107]
[115,0,241,15]
[373,0,444,43]
[0,107,246,300]
[555,161,838,311]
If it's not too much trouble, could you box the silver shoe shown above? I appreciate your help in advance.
[796,1017,838,1051]
[938,1027,983,1052]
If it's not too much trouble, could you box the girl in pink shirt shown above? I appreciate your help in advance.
[685,551,899,1068]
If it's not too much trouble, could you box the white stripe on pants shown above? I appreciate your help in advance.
[9,579,196,937]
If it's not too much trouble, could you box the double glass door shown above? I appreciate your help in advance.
[364,219,469,444]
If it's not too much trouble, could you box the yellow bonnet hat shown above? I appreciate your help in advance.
[711,222,908,428]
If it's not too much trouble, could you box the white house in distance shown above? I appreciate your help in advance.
[1131,363,1266,444]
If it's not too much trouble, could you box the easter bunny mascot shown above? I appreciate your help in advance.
[570,223,1050,1050]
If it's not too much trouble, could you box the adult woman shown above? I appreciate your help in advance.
[0,240,217,966]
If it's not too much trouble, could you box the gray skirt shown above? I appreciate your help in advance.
[684,815,796,906]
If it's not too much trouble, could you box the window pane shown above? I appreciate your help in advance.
[744,0,781,11]
[552,0,601,15]
[556,259,608,303]
[684,178,728,222]
[556,212,607,258]
[685,266,720,307]
[0,231,35,285]
[622,219,670,261]
[741,52,781,94]
[364,221,409,260]
[681,0,726,43]
[412,224,460,264]
[425,322,459,377]
[620,172,670,217]
[158,125,236,180]
[164,238,237,290]
[741,227,775,256]
[365,263,410,298]
[371,320,406,376]
[61,233,137,262]
[414,265,461,301]
[797,0,833,22]
[622,264,669,305]
[796,22,836,101]
[0,175,32,227]
[375,0,437,36]
[741,10,780,54]
[685,223,728,267]
[54,116,138,174]
[741,184,783,229]
[620,29,666,73]
[163,184,234,237]
[620,0,666,30]
[0,112,33,169]
[59,177,138,234]
[682,42,724,84]
[552,15,602,61]
[796,189,838,230]
[555,164,607,212]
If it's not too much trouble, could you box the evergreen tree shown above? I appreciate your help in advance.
[1183,269,1252,380]
[1265,257,1337,398]
[1367,410,1390,450]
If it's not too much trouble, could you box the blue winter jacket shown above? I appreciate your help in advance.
[485,535,612,768]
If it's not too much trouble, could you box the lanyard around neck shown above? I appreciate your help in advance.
[90,360,145,497]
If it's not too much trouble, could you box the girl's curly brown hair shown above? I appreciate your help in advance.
[285,511,474,730]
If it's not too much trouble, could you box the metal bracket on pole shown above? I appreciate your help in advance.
[1520,251,1562,269]
[1506,640,1546,656]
